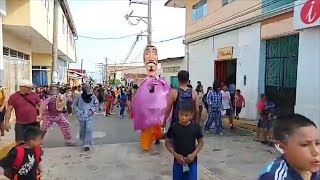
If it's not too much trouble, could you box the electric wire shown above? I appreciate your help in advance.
[78,30,147,40]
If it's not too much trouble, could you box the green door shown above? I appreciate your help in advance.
[265,35,299,116]
[170,76,179,89]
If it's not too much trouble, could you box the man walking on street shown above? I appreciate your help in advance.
[5,79,43,144]
[205,80,223,135]
[164,70,200,126]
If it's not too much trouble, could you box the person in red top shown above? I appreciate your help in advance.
[5,79,43,144]
[234,89,245,120]
[255,94,267,143]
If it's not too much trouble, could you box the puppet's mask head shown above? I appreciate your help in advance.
[144,45,158,73]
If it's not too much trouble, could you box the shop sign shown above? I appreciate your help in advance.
[217,47,233,60]
[294,0,320,30]
[163,66,180,73]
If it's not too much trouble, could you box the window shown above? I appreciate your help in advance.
[192,0,208,21]
[3,47,30,60]
[62,15,65,34]
[222,0,235,6]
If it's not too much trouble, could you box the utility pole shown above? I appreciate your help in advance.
[113,61,116,81]
[51,0,59,93]
[147,0,152,45]
[125,0,152,45]
[80,59,83,83]
[105,57,108,85]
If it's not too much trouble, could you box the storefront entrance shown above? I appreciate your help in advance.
[265,34,299,116]
[214,59,237,84]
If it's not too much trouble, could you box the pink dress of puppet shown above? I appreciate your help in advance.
[131,45,171,151]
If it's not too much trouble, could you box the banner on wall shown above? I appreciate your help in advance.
[294,0,320,30]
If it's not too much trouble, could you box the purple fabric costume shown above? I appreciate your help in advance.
[132,77,171,130]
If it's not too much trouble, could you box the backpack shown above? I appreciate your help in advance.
[172,88,194,123]
[4,146,41,180]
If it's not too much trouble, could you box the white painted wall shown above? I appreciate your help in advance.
[188,37,214,92]
[160,58,187,83]
[0,16,4,83]
[295,27,320,126]
[213,23,262,120]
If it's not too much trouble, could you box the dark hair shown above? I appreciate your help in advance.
[23,126,44,142]
[178,70,189,84]
[99,84,102,88]
[236,89,241,93]
[195,84,203,93]
[260,94,265,98]
[59,87,66,94]
[133,84,138,89]
[212,80,220,92]
[179,101,194,113]
[272,114,316,143]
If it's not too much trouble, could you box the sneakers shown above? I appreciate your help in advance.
[229,124,235,129]
[83,145,91,151]
[155,140,160,145]
[120,115,124,119]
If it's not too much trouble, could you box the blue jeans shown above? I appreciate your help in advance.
[173,160,197,180]
[79,120,93,146]
[120,105,125,116]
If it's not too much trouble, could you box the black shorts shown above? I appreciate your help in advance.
[225,109,233,116]
[0,108,5,122]
[15,122,40,142]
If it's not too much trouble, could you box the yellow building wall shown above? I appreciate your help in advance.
[185,0,262,41]
[3,0,30,26]
[32,53,52,85]
[32,53,52,66]
[261,12,296,39]
[30,0,53,44]
[3,30,32,55]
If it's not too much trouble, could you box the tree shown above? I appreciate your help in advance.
[108,79,122,86]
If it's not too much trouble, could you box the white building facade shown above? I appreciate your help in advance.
[0,0,5,84]
[187,23,264,120]
[294,0,320,125]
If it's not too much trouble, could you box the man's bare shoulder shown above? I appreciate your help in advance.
[192,89,198,100]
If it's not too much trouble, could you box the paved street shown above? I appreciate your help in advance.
[40,109,279,180]
[43,111,140,148]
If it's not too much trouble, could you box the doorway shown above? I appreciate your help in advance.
[170,76,179,89]
[265,35,299,116]
[215,59,237,84]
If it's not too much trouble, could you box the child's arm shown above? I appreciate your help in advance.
[187,126,204,163]
[187,138,204,163]
[242,96,246,107]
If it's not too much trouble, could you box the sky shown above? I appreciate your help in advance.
[68,0,186,82]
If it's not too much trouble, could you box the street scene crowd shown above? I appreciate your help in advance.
[0,66,319,180]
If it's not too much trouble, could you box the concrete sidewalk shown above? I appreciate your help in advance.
[40,136,278,180]
[41,142,219,180]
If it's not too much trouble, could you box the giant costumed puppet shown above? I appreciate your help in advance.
[131,45,171,151]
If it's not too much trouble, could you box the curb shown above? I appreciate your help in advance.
[202,112,257,132]
[0,141,16,159]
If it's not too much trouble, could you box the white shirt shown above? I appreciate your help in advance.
[220,90,231,110]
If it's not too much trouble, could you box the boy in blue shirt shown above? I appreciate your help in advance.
[259,114,320,180]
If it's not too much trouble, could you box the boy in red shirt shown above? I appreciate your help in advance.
[234,89,245,120]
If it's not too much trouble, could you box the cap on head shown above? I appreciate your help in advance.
[19,79,33,88]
